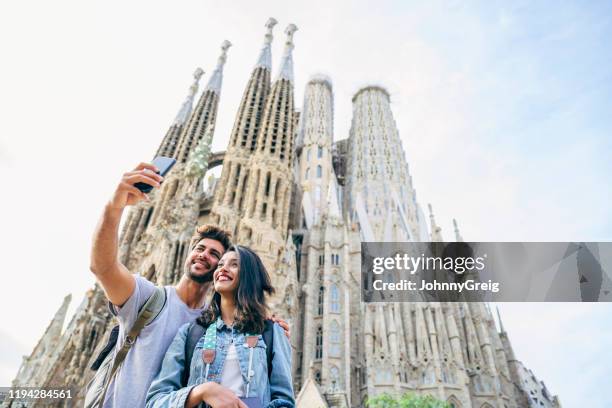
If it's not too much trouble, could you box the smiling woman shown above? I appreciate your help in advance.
[199,245,275,343]
[145,245,295,408]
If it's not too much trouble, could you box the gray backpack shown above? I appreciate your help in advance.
[84,287,166,408]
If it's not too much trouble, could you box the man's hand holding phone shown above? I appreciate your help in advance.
[108,162,164,211]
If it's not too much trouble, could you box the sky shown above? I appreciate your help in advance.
[0,0,611,406]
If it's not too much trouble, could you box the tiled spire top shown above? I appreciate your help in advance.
[255,17,278,69]
[275,23,298,82]
[173,68,204,125]
[453,218,463,242]
[428,203,437,228]
[428,203,444,242]
[204,40,232,94]
[496,306,506,333]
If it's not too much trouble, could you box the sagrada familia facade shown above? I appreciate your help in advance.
[9,18,561,408]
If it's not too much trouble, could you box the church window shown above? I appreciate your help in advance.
[330,366,340,391]
[421,365,435,385]
[330,284,340,313]
[316,165,322,178]
[474,375,483,393]
[264,172,271,196]
[307,149,311,161]
[143,207,154,229]
[318,145,323,158]
[319,255,324,266]
[305,167,309,179]
[375,368,392,384]
[314,370,321,384]
[318,286,325,315]
[331,254,340,265]
[315,326,323,359]
[330,321,341,357]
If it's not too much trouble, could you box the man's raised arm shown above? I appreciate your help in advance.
[90,163,163,306]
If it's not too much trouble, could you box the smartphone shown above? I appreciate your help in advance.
[240,397,263,408]
[134,156,176,193]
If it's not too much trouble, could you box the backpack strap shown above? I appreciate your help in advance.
[101,286,166,403]
[182,321,206,386]
[262,320,274,379]
[90,325,120,370]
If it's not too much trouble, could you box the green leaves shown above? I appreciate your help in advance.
[186,127,214,177]
[366,393,451,408]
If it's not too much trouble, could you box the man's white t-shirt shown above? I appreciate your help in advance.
[103,275,203,407]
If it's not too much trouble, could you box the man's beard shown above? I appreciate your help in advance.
[186,266,214,284]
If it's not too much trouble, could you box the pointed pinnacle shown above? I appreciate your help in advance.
[428,203,436,223]
[453,218,463,242]
[496,306,505,333]
[285,23,298,45]
[193,67,204,81]
[264,17,278,45]
[216,40,232,68]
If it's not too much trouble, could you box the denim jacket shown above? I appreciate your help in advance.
[146,317,295,408]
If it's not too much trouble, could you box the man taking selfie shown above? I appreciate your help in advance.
[89,162,289,407]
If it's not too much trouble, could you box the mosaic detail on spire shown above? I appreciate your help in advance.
[255,17,278,69]
[275,24,298,82]
[174,68,204,125]
[204,40,232,94]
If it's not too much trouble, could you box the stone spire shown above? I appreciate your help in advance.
[211,19,278,236]
[175,41,231,164]
[255,18,278,69]
[204,40,232,94]
[47,294,71,343]
[174,68,204,125]
[275,24,298,82]
[231,21,298,287]
[296,75,335,226]
[428,203,443,242]
[496,306,506,333]
[156,68,204,158]
[346,86,416,242]
[453,218,463,242]
[12,294,72,387]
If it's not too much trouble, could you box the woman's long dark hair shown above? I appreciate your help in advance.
[197,245,275,334]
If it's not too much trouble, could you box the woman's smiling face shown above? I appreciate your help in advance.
[213,250,240,294]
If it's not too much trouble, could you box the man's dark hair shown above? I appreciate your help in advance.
[189,224,232,251]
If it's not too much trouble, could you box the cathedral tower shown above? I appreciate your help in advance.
[174,40,231,164]
[296,75,335,226]
[346,86,426,242]
[212,18,278,234]
[236,23,298,283]
[12,295,72,388]
[294,76,360,408]
[156,68,204,158]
